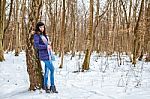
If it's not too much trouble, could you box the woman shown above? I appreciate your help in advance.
[33,22,58,93]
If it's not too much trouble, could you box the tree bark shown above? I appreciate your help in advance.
[4,0,13,33]
[59,0,65,68]
[0,0,6,61]
[15,0,20,56]
[71,0,77,58]
[82,0,93,71]
[132,0,144,64]
[26,0,43,91]
[145,1,150,62]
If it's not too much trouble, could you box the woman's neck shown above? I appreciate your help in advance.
[40,32,44,35]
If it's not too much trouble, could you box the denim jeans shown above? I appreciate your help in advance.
[43,60,55,87]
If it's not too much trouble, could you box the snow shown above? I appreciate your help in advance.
[0,51,150,99]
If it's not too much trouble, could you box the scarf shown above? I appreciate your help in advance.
[40,35,55,61]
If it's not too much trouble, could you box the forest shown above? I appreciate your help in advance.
[0,0,150,99]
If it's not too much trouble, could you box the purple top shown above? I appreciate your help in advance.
[34,33,49,61]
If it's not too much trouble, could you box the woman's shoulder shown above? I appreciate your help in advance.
[34,33,40,39]
[34,32,40,36]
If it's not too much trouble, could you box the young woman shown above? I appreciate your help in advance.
[33,22,58,93]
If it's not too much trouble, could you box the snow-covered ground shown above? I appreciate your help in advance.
[0,51,150,99]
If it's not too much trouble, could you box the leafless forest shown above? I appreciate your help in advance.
[0,0,150,90]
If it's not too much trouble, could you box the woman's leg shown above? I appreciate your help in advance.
[47,60,55,86]
[47,60,58,93]
[43,61,49,88]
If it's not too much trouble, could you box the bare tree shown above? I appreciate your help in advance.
[0,0,6,61]
[26,0,43,90]
[15,0,20,56]
[4,0,13,33]
[59,0,66,68]
[145,0,150,61]
[2,0,150,71]
[71,0,77,58]
[132,0,145,65]
[82,0,94,71]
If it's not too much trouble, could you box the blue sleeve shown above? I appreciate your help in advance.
[34,34,47,50]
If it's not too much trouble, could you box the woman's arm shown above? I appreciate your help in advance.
[34,34,47,50]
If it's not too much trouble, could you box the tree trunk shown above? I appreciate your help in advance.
[21,0,26,50]
[132,0,144,65]
[4,0,13,33]
[146,41,150,61]
[26,0,43,91]
[71,0,77,58]
[0,0,6,61]
[145,1,150,62]
[82,0,93,71]
[120,0,132,61]
[15,0,20,56]
[93,0,99,51]
[59,0,65,68]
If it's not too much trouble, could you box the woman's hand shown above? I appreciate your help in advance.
[48,41,51,45]
[48,45,52,51]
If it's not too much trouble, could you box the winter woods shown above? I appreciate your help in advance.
[0,0,150,90]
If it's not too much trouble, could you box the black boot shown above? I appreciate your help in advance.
[44,86,51,93]
[50,85,58,93]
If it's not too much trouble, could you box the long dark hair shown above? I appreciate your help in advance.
[35,21,46,35]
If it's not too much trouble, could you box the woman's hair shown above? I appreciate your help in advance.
[35,21,46,35]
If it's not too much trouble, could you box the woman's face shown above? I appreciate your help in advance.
[39,25,44,32]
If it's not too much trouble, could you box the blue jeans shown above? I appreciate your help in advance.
[43,60,55,87]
